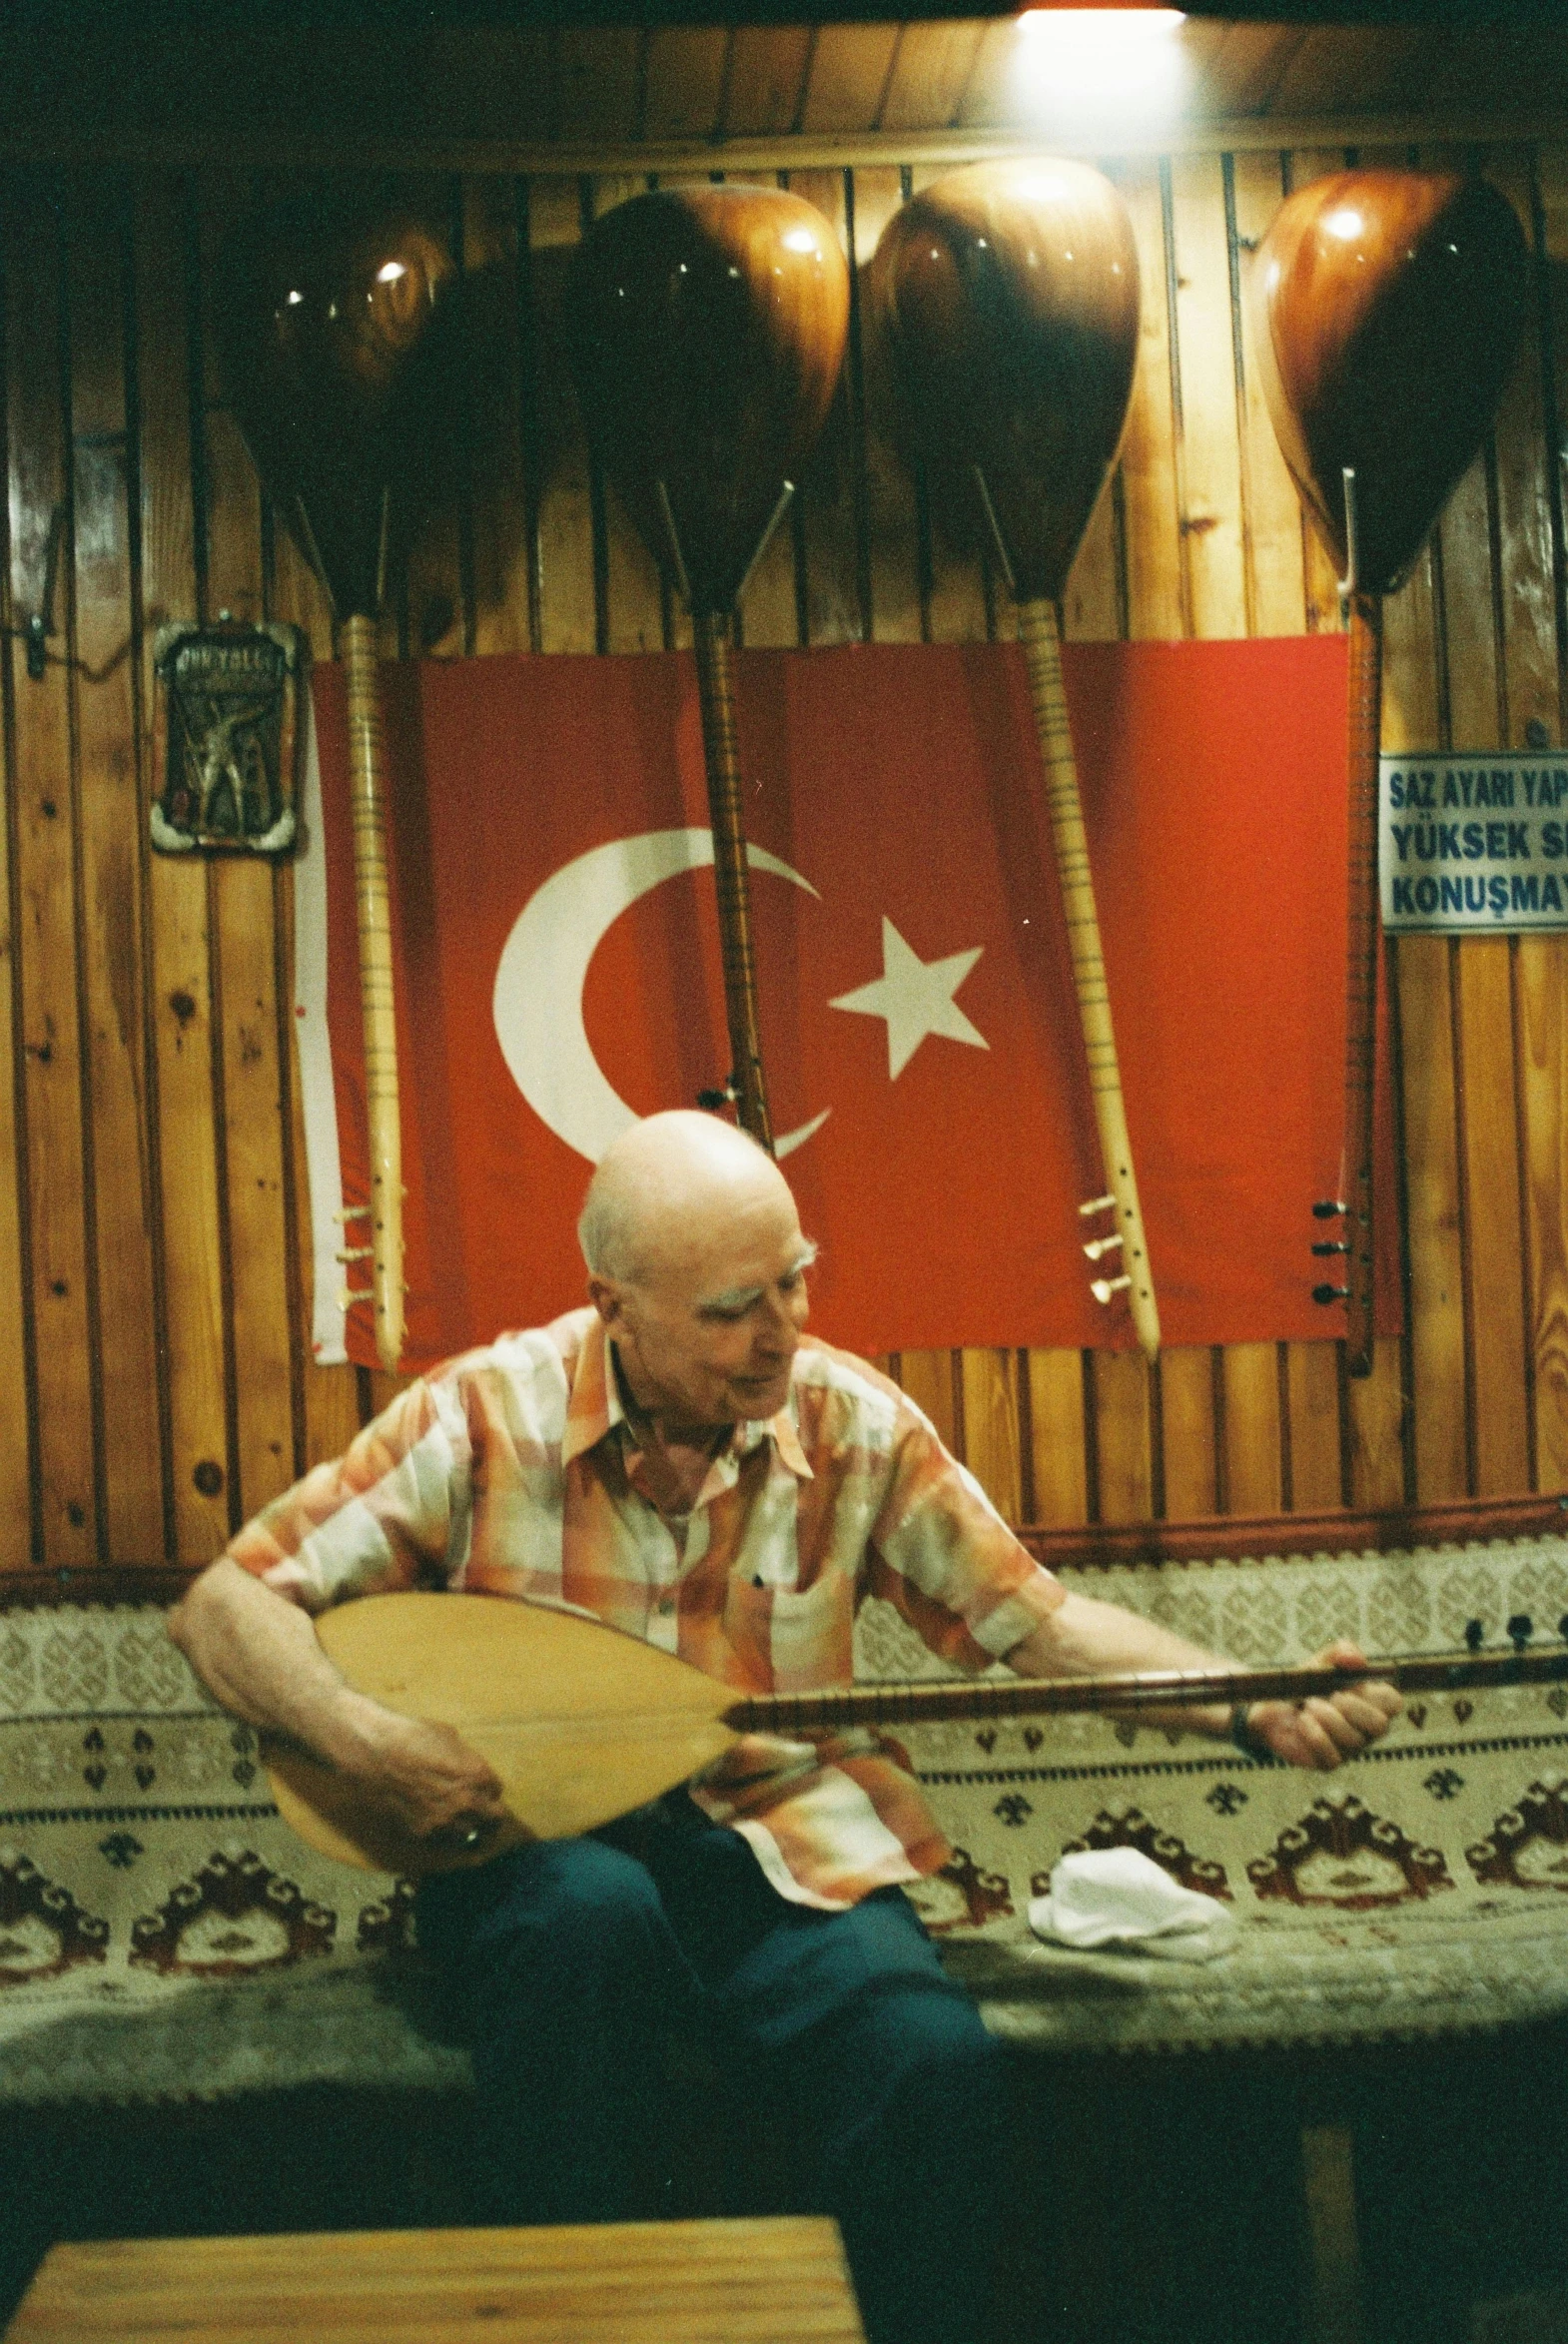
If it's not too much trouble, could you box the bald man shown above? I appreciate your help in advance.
[172,1112,1396,2344]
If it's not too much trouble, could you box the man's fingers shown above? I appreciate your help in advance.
[1302,1696,1364,1756]
[1278,1706,1345,1770]
[1323,1688,1396,1739]
[1308,1644,1404,1730]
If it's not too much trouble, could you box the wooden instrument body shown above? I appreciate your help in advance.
[268,1593,740,1876]
[266,1591,1568,1880]
[865,159,1140,600]
[564,186,850,614]
[213,204,461,619]
[215,201,463,1368]
[868,162,1157,1354]
[563,185,850,1149]
[1250,169,1527,1372]
[1249,171,1529,593]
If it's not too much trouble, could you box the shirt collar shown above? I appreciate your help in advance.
[766,1399,813,1480]
[561,1319,617,1467]
[561,1320,813,1481]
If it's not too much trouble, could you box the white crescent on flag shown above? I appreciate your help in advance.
[491,828,833,1165]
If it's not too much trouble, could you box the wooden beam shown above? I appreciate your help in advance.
[6,1486,1564,1605]
[1,117,1566,179]
[1013,1486,1568,1570]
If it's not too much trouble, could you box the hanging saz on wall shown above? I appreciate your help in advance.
[150,619,303,856]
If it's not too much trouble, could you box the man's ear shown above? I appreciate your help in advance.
[587,1273,622,1328]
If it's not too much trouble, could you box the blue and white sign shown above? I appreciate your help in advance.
[1381,753,1568,932]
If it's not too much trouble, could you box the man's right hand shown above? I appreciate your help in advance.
[170,1558,511,1853]
[348,1704,509,1847]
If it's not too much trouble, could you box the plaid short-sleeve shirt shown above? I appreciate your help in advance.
[230,1307,1065,1908]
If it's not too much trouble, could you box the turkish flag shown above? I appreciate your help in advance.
[299,639,1399,1370]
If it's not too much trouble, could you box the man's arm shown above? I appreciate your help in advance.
[865,1384,1397,1769]
[170,1558,506,1841]
[1007,1588,1400,1771]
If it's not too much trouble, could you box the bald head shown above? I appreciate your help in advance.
[578,1111,790,1286]
[580,1113,814,1430]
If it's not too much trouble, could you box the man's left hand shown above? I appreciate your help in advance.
[1243,1640,1402,1769]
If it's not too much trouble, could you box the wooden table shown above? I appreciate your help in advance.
[3,2217,866,2343]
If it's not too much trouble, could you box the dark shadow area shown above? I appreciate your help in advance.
[4,2024,1567,2343]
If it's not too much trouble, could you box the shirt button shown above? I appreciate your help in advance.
[656,1597,675,1618]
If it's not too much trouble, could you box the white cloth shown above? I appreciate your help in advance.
[1027,1848,1238,1962]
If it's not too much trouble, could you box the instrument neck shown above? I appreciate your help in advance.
[723,1642,1568,1736]
[692,608,774,1154]
[341,610,405,1370]
[1015,592,1161,1363]
[1341,589,1385,1378]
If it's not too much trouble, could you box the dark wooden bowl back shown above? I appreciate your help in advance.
[1250,170,1530,594]
[214,201,462,619]
[564,185,850,615]
[865,159,1141,602]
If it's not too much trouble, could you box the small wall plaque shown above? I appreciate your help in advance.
[151,620,302,856]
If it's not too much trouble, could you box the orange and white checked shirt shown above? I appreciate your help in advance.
[231,1307,1065,1908]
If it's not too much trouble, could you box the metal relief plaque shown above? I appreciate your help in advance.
[151,621,302,856]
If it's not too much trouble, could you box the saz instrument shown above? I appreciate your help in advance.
[264,1589,1568,1878]
[565,187,850,1150]
[866,161,1157,1359]
[215,202,465,1368]
[1249,171,1529,1375]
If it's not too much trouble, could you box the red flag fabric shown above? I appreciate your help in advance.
[300,638,1399,1370]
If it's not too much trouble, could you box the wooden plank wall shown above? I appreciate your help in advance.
[1,141,1565,1572]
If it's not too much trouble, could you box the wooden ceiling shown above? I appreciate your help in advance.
[8,16,1568,166]
[541,19,1568,143]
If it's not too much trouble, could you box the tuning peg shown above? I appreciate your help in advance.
[1311,1239,1349,1257]
[1079,1193,1116,1219]
[1507,1613,1534,1651]
[1083,1232,1123,1262]
[1312,1199,1346,1220]
[1090,1273,1132,1305]
[1464,1618,1485,1652]
[1312,1283,1349,1305]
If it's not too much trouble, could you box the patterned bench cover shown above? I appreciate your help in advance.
[3,1533,1567,2102]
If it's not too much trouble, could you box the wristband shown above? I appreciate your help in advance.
[1229,1702,1274,1763]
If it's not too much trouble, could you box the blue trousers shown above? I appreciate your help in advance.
[415,1797,1009,2344]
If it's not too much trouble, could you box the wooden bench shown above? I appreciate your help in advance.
[3,2218,866,2344]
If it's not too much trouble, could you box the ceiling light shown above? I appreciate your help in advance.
[1013,9,1187,128]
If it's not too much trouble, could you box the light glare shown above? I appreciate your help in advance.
[1012,9,1186,125]
[1324,208,1364,243]
[1014,173,1072,208]
[376,260,408,284]
[1017,6,1184,30]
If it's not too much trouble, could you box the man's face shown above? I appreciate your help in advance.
[592,1181,814,1431]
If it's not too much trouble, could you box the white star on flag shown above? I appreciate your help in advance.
[830,916,989,1081]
